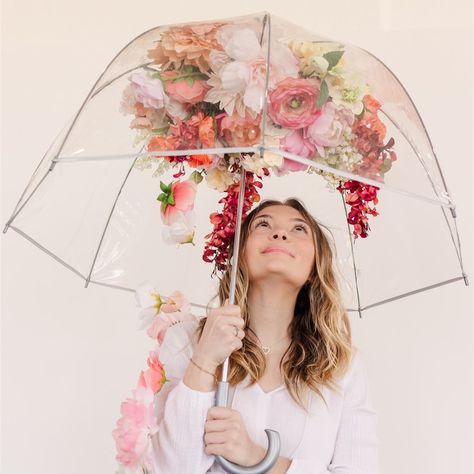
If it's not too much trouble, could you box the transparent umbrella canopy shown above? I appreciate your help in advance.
[3,11,468,315]
[3,11,470,474]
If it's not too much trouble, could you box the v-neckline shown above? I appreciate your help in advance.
[255,381,286,395]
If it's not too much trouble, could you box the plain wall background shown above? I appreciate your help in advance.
[1,1,473,473]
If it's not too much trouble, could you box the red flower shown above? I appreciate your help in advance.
[203,169,263,274]
[337,180,379,239]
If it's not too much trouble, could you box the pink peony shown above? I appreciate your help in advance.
[305,102,354,156]
[219,111,261,146]
[281,129,315,159]
[268,77,321,129]
[276,129,317,173]
[112,386,158,471]
[161,70,210,104]
[160,180,197,225]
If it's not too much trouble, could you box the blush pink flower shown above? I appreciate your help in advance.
[137,348,167,393]
[268,77,321,129]
[161,71,210,104]
[112,386,158,472]
[147,22,225,73]
[160,179,197,225]
[305,101,354,156]
[146,290,196,343]
[219,111,261,146]
[281,129,315,158]
[275,129,316,173]
[129,72,167,109]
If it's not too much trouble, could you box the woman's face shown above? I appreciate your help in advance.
[243,205,315,288]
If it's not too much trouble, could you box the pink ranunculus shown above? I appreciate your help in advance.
[162,71,210,104]
[219,111,261,147]
[161,180,197,225]
[130,72,167,110]
[112,386,158,471]
[268,77,321,129]
[305,102,355,156]
[277,129,315,172]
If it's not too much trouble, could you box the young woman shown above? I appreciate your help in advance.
[151,198,379,473]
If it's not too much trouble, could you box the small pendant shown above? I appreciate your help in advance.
[262,346,271,355]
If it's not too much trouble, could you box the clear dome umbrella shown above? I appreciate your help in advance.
[3,11,469,473]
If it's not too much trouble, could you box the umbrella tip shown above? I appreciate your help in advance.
[3,224,9,234]
[463,273,469,286]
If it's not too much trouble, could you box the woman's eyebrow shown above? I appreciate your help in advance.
[254,214,308,224]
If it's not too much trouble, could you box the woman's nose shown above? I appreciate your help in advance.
[272,232,287,240]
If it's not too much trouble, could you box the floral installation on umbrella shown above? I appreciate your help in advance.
[120,20,397,277]
[113,281,198,474]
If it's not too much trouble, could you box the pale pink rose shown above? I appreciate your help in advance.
[268,77,321,129]
[161,180,197,225]
[112,386,158,471]
[137,348,167,393]
[305,102,354,156]
[130,72,167,109]
[219,111,261,146]
[161,71,210,104]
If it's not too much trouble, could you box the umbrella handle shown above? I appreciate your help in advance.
[213,381,281,473]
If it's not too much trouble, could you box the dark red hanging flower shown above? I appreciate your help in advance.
[203,170,263,275]
[337,179,379,239]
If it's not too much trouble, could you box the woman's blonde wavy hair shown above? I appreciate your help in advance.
[195,197,352,412]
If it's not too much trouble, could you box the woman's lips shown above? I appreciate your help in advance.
[262,247,294,257]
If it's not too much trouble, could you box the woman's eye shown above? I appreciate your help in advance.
[256,220,269,227]
[295,225,308,232]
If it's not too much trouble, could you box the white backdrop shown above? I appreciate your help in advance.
[1,1,473,473]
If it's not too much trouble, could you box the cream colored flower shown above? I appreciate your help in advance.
[327,72,369,115]
[205,167,235,192]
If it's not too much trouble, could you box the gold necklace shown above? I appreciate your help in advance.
[258,334,289,355]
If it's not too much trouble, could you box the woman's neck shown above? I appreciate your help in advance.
[246,281,298,347]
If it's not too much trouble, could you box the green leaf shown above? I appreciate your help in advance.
[323,50,344,70]
[186,76,194,87]
[168,193,175,205]
[380,158,393,174]
[157,193,165,202]
[317,80,329,108]
[159,181,169,193]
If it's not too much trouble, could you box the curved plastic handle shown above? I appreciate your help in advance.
[214,381,281,473]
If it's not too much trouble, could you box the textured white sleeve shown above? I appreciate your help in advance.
[150,320,217,474]
[287,350,380,474]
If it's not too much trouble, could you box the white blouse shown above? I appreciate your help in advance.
[151,319,379,473]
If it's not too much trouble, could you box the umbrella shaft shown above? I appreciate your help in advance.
[222,164,247,382]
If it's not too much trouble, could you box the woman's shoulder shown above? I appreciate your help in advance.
[337,347,372,402]
[328,347,370,394]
